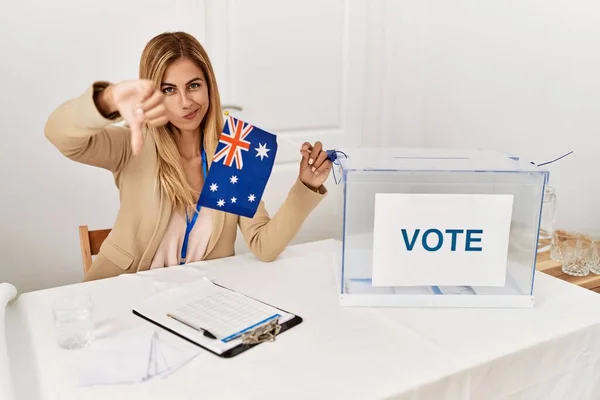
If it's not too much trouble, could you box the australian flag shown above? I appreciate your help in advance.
[199,115,278,218]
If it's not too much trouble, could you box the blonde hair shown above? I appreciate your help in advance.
[139,32,223,214]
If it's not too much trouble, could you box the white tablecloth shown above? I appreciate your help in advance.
[5,240,600,399]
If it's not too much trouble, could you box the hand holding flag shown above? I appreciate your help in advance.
[298,141,333,191]
[199,114,333,218]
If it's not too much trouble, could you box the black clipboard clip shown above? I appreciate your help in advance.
[241,317,282,345]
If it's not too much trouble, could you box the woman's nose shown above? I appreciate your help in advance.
[180,92,193,108]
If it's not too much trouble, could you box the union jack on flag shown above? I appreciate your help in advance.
[212,116,253,169]
[199,115,278,218]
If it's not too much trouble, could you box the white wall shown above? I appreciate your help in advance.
[366,0,600,236]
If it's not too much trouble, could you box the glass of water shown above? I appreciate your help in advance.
[52,294,94,349]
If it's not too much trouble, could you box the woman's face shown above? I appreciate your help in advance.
[160,57,209,132]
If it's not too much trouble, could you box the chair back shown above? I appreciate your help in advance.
[78,225,111,274]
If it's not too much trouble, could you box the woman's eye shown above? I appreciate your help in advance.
[162,87,175,94]
[189,83,200,90]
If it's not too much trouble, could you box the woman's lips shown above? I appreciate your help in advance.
[183,109,198,119]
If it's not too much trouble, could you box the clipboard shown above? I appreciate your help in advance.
[132,278,303,358]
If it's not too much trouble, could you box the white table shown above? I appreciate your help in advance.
[5,239,600,399]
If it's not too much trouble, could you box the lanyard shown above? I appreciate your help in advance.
[180,148,208,265]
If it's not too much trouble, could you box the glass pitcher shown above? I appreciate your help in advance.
[538,186,556,254]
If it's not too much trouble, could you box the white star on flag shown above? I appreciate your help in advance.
[255,143,270,161]
[210,183,218,192]
[217,199,225,207]
[231,197,237,203]
[248,194,256,202]
[230,175,238,184]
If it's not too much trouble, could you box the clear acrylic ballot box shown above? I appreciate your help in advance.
[333,148,549,308]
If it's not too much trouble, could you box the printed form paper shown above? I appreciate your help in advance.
[133,278,293,355]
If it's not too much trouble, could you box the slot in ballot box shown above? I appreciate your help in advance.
[332,148,549,308]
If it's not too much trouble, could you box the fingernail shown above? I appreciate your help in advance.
[315,171,319,176]
[311,167,316,172]
[309,159,314,165]
[135,106,143,116]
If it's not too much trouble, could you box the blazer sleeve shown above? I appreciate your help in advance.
[44,81,133,174]
[238,178,327,262]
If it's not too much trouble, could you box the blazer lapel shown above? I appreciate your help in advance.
[137,179,173,271]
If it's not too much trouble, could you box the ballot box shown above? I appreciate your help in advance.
[332,148,549,308]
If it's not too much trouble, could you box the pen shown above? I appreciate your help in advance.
[166,313,217,339]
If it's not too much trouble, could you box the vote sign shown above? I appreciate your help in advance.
[372,193,514,287]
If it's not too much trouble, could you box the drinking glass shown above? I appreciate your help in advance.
[551,228,572,261]
[552,230,590,276]
[588,237,600,275]
[52,294,94,349]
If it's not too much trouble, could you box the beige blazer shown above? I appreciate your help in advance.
[45,82,327,281]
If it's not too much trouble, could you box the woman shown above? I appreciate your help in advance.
[45,31,331,281]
